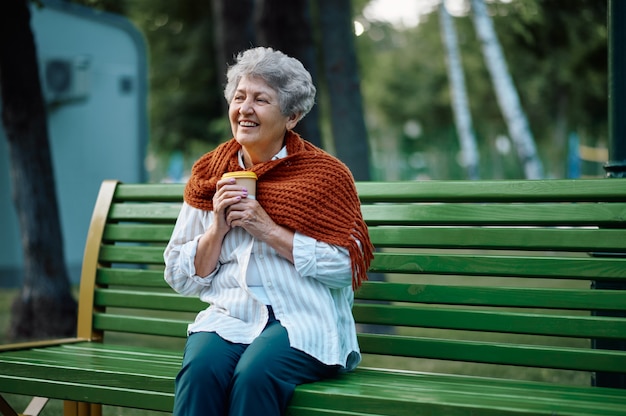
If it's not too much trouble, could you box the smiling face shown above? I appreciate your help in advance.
[229,76,299,165]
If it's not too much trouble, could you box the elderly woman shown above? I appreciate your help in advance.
[164,47,373,416]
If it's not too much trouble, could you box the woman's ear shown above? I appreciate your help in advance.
[286,113,300,130]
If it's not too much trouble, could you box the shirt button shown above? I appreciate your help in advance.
[259,254,264,260]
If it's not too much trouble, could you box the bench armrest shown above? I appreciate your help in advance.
[0,337,88,352]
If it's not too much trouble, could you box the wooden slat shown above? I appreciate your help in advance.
[92,314,188,338]
[352,303,626,339]
[62,342,181,361]
[99,245,165,265]
[369,253,626,280]
[94,288,205,312]
[103,224,174,243]
[355,282,626,311]
[357,334,626,373]
[0,375,174,412]
[292,375,626,416]
[368,226,626,252]
[108,203,181,222]
[356,179,626,203]
[362,203,626,226]
[294,368,626,414]
[0,348,179,377]
[0,354,175,380]
[96,268,168,288]
[341,368,626,402]
[114,183,185,202]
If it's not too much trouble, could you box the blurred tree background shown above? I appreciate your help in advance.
[69,0,608,181]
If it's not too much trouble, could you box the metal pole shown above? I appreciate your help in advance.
[605,0,626,177]
[595,0,626,390]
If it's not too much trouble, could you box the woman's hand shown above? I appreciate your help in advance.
[194,177,249,277]
[226,195,295,263]
[212,177,249,237]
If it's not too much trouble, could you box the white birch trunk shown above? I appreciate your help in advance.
[439,2,480,179]
[470,0,544,179]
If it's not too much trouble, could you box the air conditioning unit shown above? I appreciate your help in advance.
[41,54,91,104]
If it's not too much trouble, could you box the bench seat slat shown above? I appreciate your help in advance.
[295,368,626,415]
[1,344,180,371]
[357,334,626,373]
[353,303,625,338]
[60,342,182,361]
[0,374,174,412]
[293,377,626,416]
[341,368,626,402]
[356,282,626,310]
[0,353,177,380]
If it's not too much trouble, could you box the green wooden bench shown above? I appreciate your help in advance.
[1,178,626,416]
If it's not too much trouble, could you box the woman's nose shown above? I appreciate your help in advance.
[239,99,253,114]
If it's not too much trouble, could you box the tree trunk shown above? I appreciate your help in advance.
[255,0,322,147]
[0,0,77,340]
[439,3,480,180]
[470,0,544,179]
[318,0,371,180]
[211,0,256,112]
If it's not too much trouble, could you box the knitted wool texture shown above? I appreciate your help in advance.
[184,131,374,289]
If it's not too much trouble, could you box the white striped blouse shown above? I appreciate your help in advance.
[163,201,361,371]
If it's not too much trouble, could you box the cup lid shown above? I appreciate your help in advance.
[222,171,258,180]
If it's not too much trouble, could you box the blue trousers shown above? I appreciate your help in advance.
[173,308,339,416]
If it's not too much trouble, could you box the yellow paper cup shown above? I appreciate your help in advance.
[222,171,258,199]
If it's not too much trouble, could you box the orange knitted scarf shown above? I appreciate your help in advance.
[184,131,374,289]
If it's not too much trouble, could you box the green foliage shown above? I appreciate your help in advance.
[355,0,607,180]
[69,0,608,181]
[124,1,223,154]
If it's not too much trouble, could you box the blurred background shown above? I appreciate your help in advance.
[59,0,609,183]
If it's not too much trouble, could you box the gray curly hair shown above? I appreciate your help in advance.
[224,47,316,122]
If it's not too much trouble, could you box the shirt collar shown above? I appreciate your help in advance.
[238,146,287,168]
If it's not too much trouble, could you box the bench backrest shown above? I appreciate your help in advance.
[79,179,626,385]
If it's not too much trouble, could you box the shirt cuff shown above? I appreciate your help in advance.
[184,234,217,285]
[293,231,317,277]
